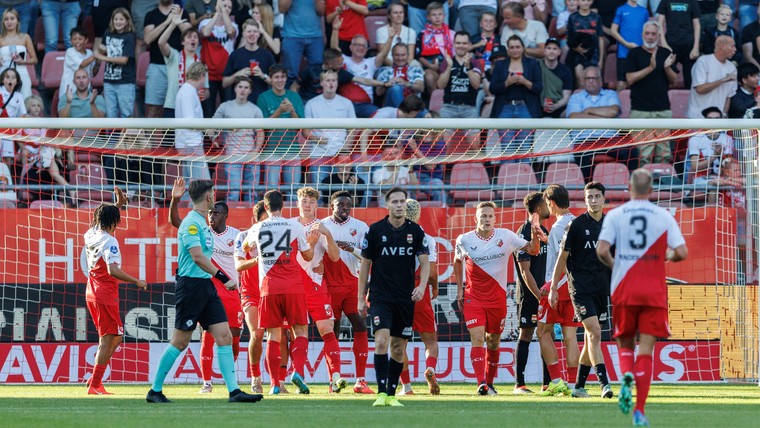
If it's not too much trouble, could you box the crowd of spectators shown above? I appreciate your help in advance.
[0,0,756,209]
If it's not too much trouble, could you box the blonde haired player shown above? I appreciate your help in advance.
[398,199,440,395]
[84,187,147,395]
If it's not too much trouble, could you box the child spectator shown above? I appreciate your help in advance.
[470,11,501,72]
[702,5,740,63]
[610,0,649,91]
[60,27,96,96]
[93,8,136,118]
[416,2,455,96]
[0,67,25,168]
[555,0,578,56]
[566,0,604,85]
[199,0,239,116]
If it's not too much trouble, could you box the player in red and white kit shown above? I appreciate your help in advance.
[247,190,314,395]
[540,184,581,396]
[597,169,687,427]
[84,187,147,395]
[235,201,268,393]
[398,199,440,396]
[293,187,348,393]
[321,190,373,394]
[169,180,245,394]
[453,201,541,396]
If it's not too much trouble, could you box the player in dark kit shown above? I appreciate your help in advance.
[550,181,613,399]
[513,192,549,394]
[358,187,430,407]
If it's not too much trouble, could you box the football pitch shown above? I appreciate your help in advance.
[0,384,756,427]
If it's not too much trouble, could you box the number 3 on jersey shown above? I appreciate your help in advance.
[259,229,292,257]
[629,216,647,250]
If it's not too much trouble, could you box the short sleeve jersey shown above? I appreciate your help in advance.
[546,212,575,300]
[561,212,611,296]
[293,217,328,288]
[235,228,259,296]
[598,199,686,308]
[84,228,123,305]
[361,217,429,304]
[514,220,548,302]
[212,226,241,283]
[322,216,369,290]
[455,228,528,309]
[415,233,438,287]
[248,216,309,296]
[177,210,214,278]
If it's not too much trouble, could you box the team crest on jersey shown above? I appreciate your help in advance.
[373,316,380,326]
[382,236,387,242]
[227,239,234,247]
[585,230,590,235]
[406,234,413,243]
[110,245,118,254]
[325,304,333,318]
[349,228,357,236]
[188,225,199,235]
[496,239,503,247]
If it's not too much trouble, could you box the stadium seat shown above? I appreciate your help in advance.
[226,201,253,209]
[543,162,585,200]
[592,162,630,201]
[496,163,538,203]
[29,199,65,209]
[449,162,494,203]
[75,163,110,204]
[603,53,616,89]
[547,16,558,38]
[136,51,150,89]
[643,162,682,201]
[82,15,95,49]
[24,63,40,91]
[365,15,388,48]
[0,199,16,208]
[41,51,66,90]
[91,64,105,90]
[77,200,104,210]
[618,89,631,118]
[162,161,181,204]
[50,89,60,118]
[418,200,444,208]
[429,89,444,113]
[213,164,228,201]
[669,90,690,118]
[34,16,65,52]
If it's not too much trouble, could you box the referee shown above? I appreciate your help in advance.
[358,187,430,408]
[550,181,613,399]
[147,179,262,404]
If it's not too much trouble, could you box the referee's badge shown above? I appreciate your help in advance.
[406,234,413,243]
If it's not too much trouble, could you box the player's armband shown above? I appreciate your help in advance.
[215,270,231,283]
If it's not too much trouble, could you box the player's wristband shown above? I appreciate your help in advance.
[215,270,231,283]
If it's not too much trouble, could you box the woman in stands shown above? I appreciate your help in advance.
[0,8,37,100]
[251,3,281,56]
[376,4,417,66]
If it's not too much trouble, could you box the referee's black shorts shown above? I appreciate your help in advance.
[175,276,228,331]
[370,300,414,339]
[517,286,539,329]
[571,292,609,322]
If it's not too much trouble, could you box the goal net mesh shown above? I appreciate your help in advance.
[0,119,757,385]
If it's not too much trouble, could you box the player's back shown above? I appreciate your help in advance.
[321,216,368,288]
[84,227,121,305]
[249,216,308,296]
[599,199,686,308]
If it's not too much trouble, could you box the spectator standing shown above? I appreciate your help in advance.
[325,0,369,55]
[159,22,204,118]
[539,37,573,118]
[686,35,737,118]
[175,62,212,181]
[729,63,759,118]
[591,0,626,58]
[94,8,136,119]
[92,0,129,50]
[223,19,276,104]
[408,0,451,34]
[376,4,417,66]
[566,0,604,85]
[251,3,282,56]
[500,2,549,58]
[609,0,650,91]
[741,4,760,70]
[739,0,760,30]
[200,0,239,117]
[0,7,37,100]
[131,0,156,57]
[187,0,218,27]
[657,0,701,90]
[470,11,501,72]
[0,1,31,34]
[280,0,325,86]
[40,0,81,53]
[416,2,456,96]
[59,28,95,96]
[457,0,497,38]
[702,4,740,63]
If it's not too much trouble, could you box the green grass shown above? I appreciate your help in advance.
[0,383,756,427]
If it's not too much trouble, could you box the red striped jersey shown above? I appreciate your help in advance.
[84,228,122,306]
[293,217,328,288]
[235,228,258,296]
[321,216,369,290]
[211,226,240,283]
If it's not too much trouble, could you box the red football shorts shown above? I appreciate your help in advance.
[613,305,671,339]
[413,288,436,334]
[463,304,506,334]
[537,296,582,327]
[212,277,244,329]
[239,278,260,311]
[87,301,123,336]
[259,293,308,329]
[329,287,359,318]
[305,282,335,322]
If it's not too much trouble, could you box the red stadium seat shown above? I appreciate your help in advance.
[136,51,150,89]
[543,162,585,200]
[642,163,682,202]
[23,63,39,91]
[34,16,65,52]
[50,89,60,118]
[548,16,558,38]
[365,15,388,48]
[449,162,494,203]
[429,89,444,113]
[497,163,537,203]
[29,199,65,209]
[603,52,616,89]
[618,89,631,118]
[0,199,16,208]
[41,51,66,90]
[418,200,444,208]
[668,90,689,118]
[75,163,110,204]
[592,162,630,201]
[91,63,105,89]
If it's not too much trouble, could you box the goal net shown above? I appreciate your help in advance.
[0,118,757,386]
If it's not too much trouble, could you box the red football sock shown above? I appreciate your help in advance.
[200,331,215,382]
[354,330,369,378]
[321,332,341,377]
[250,360,261,377]
[619,348,635,375]
[266,340,281,387]
[470,347,486,385]
[279,365,288,382]
[232,335,240,362]
[567,365,578,386]
[547,361,562,381]
[425,356,437,371]
[634,354,653,414]
[291,336,308,377]
[486,348,500,384]
[90,364,107,388]
[400,369,411,385]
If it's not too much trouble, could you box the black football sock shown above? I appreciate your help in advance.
[542,359,550,386]
[576,364,592,389]
[387,357,404,397]
[515,339,530,387]
[595,363,610,387]
[374,354,388,394]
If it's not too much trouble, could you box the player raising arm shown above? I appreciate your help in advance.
[454,201,541,396]
[84,187,147,395]
[597,169,688,427]
[358,187,429,407]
